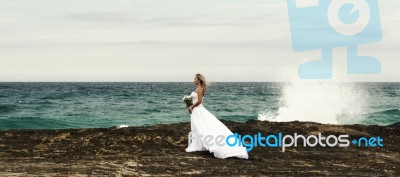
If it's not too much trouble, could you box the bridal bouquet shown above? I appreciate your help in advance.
[182,95,193,107]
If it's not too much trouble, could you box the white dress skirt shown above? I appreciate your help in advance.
[185,92,248,159]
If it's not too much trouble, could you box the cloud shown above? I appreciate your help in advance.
[67,12,138,22]
[157,15,277,27]
[0,0,398,81]
[0,15,20,24]
[66,11,278,28]
[0,39,290,50]
[227,2,286,9]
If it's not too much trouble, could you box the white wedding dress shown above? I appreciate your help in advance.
[185,92,248,159]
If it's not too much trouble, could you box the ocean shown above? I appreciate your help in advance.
[0,82,399,130]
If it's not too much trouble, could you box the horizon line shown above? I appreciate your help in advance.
[0,81,399,83]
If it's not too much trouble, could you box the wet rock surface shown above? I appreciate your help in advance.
[0,120,399,176]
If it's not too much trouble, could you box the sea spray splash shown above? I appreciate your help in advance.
[258,81,367,124]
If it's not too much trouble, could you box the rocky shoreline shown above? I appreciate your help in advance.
[0,120,399,176]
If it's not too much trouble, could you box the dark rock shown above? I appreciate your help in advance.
[0,121,399,176]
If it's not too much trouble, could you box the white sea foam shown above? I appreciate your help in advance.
[118,124,129,128]
[258,81,367,124]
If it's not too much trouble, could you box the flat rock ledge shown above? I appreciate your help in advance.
[0,120,399,176]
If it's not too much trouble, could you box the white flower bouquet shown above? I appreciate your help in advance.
[182,95,193,107]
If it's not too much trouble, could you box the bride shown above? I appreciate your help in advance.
[185,73,248,159]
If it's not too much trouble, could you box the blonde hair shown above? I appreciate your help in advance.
[195,73,209,92]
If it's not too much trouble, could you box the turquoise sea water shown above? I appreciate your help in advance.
[0,82,399,130]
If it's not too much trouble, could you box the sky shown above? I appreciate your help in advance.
[0,0,399,82]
